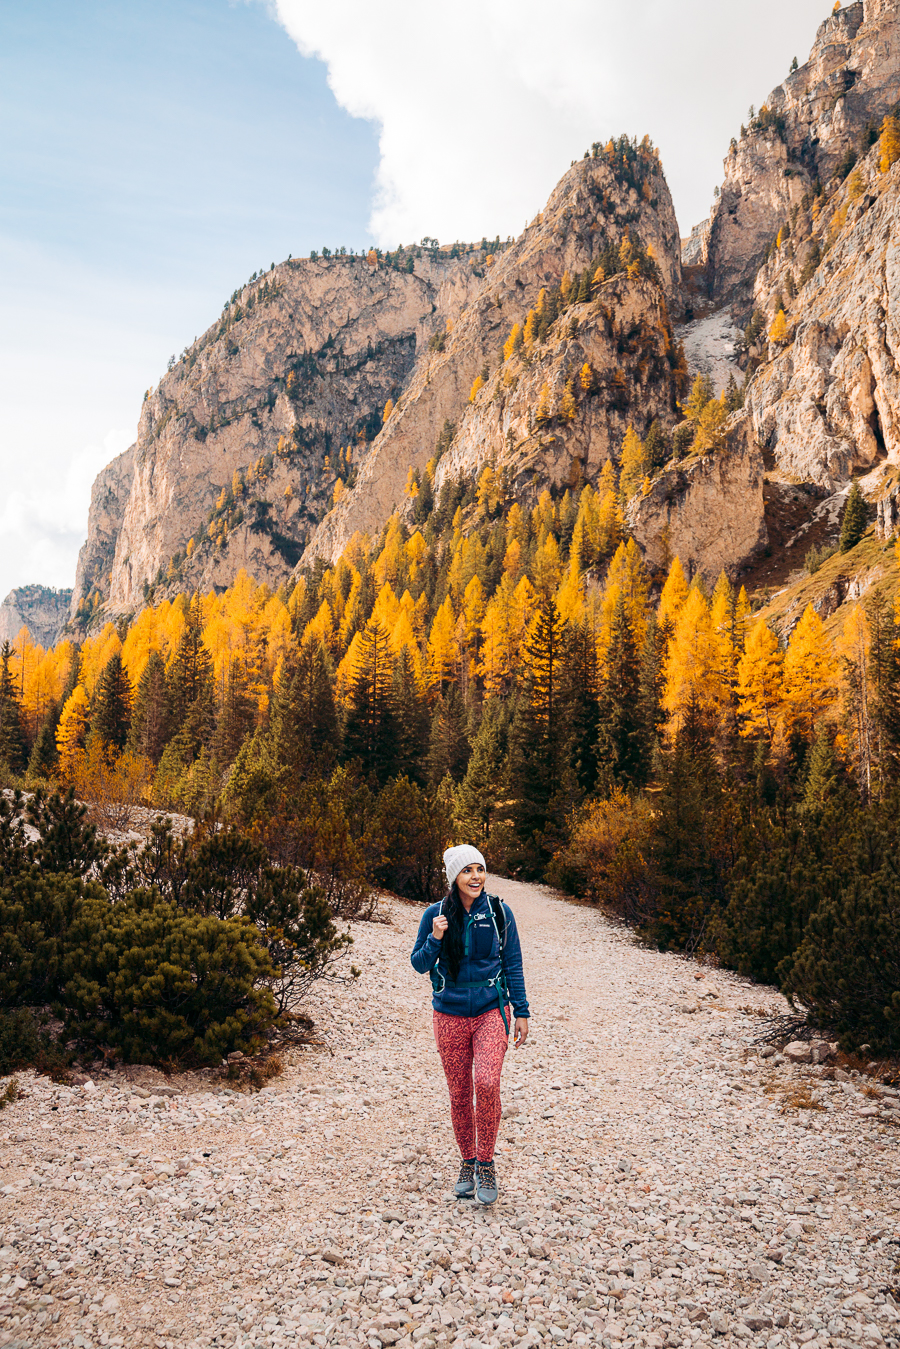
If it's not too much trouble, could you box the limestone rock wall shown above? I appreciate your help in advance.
[431,277,679,505]
[744,153,900,489]
[0,584,73,649]
[70,446,135,624]
[301,155,683,566]
[698,0,900,306]
[627,417,768,582]
[77,255,474,621]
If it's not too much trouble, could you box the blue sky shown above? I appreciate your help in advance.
[0,0,379,601]
[0,0,830,602]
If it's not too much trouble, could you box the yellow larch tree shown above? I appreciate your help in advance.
[370,582,401,637]
[736,619,783,737]
[19,638,74,741]
[505,500,529,550]
[503,323,522,361]
[338,568,364,648]
[80,624,122,696]
[383,398,394,422]
[461,575,486,682]
[478,574,534,698]
[598,540,650,659]
[692,393,729,453]
[559,380,577,422]
[468,374,485,402]
[335,630,365,706]
[535,382,553,422]
[555,536,586,624]
[502,538,525,585]
[56,685,91,780]
[301,599,337,657]
[663,587,725,732]
[769,309,789,345]
[733,586,753,653]
[390,609,424,685]
[533,489,557,541]
[477,464,499,518]
[532,533,562,595]
[837,603,873,798]
[780,604,839,738]
[880,114,900,173]
[618,426,648,502]
[427,597,460,690]
[405,531,428,588]
[710,573,737,691]
[373,517,407,592]
[658,556,689,627]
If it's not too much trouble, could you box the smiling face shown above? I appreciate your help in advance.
[456,863,485,903]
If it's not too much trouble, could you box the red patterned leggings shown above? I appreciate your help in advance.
[433,1006,510,1163]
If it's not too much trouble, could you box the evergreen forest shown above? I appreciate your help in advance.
[2,428,900,1065]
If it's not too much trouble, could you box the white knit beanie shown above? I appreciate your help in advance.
[443,844,486,891]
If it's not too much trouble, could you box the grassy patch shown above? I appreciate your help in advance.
[756,524,899,640]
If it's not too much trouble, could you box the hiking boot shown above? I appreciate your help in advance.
[454,1158,476,1198]
[475,1159,498,1204]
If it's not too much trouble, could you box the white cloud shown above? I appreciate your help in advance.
[0,429,132,596]
[274,0,828,243]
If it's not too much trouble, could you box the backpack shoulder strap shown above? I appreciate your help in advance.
[489,895,506,953]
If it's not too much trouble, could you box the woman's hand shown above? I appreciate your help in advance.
[514,1017,529,1048]
[432,915,448,941]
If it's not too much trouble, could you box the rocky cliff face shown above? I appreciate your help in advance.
[0,584,73,648]
[74,253,476,620]
[698,0,900,307]
[627,417,767,581]
[71,445,135,624]
[741,129,900,489]
[64,0,900,622]
[301,151,684,566]
[72,146,684,617]
[429,276,679,508]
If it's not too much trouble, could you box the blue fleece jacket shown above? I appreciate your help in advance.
[410,891,530,1020]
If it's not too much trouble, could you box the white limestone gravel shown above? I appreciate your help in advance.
[1,875,899,1349]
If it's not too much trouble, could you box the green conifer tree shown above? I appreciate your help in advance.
[392,649,431,786]
[454,704,506,843]
[0,641,27,775]
[166,595,215,755]
[27,703,60,780]
[127,651,171,763]
[563,619,600,796]
[272,641,341,780]
[212,658,257,769]
[647,697,721,950]
[838,481,867,552]
[781,813,900,1054]
[596,590,650,789]
[644,419,669,470]
[426,687,470,789]
[92,651,132,751]
[508,594,572,865]
[639,613,667,764]
[343,621,399,784]
[803,723,837,809]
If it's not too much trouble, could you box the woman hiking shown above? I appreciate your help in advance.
[411,845,530,1205]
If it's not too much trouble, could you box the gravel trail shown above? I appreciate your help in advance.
[2,877,899,1349]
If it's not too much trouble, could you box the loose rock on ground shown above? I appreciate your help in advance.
[1,876,899,1349]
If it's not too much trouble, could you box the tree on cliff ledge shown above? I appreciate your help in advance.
[839,481,867,553]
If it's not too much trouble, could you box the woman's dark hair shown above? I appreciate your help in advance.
[440,882,467,982]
